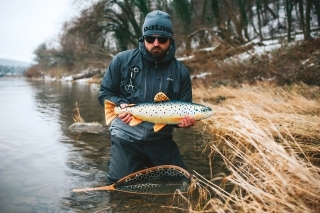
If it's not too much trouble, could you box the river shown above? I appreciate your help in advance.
[0,77,214,213]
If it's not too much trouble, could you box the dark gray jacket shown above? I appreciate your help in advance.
[98,37,192,141]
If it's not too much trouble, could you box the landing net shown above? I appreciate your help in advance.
[73,165,194,195]
[114,165,192,195]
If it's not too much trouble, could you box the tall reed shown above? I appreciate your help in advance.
[182,83,320,212]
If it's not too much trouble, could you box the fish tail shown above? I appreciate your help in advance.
[104,100,117,125]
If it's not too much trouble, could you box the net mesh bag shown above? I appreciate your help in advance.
[115,166,191,195]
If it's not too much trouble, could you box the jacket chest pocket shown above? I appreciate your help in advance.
[162,76,180,100]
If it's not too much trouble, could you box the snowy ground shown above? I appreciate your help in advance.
[46,33,311,82]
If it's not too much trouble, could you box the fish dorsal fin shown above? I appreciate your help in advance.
[153,124,166,132]
[154,92,170,102]
[129,116,143,126]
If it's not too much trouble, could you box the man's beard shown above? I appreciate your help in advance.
[147,46,169,59]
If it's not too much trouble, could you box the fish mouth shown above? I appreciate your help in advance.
[204,111,214,118]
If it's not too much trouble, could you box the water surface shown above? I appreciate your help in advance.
[0,77,216,213]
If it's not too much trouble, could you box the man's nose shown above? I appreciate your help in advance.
[153,38,160,45]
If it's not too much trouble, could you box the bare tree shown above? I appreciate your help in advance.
[286,0,294,41]
[314,0,320,27]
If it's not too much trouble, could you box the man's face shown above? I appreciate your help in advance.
[144,35,170,59]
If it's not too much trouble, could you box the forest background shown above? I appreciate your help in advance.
[25,0,320,87]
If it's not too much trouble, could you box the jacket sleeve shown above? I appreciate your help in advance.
[98,54,129,106]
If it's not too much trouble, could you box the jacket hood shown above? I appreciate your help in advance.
[138,37,176,65]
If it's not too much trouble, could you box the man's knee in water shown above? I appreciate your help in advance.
[106,174,118,185]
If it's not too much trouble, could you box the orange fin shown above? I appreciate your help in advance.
[104,100,117,125]
[127,104,136,107]
[104,108,114,114]
[129,116,143,126]
[105,114,117,125]
[154,92,170,102]
[104,100,116,107]
[153,124,166,132]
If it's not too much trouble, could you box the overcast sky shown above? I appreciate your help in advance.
[0,0,80,63]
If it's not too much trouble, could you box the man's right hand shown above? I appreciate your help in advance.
[118,104,132,124]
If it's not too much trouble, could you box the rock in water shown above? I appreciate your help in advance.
[68,122,104,133]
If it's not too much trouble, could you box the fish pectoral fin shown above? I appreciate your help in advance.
[129,117,143,126]
[154,92,170,102]
[153,124,166,132]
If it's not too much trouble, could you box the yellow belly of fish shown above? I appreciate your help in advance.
[134,113,183,124]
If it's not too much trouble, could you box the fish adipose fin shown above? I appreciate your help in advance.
[104,100,117,125]
[129,116,143,126]
[154,92,170,102]
[154,124,166,132]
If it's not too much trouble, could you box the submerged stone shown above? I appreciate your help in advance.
[68,122,104,133]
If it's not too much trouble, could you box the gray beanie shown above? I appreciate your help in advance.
[143,10,173,37]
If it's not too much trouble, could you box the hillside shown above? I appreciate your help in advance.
[182,36,320,87]
[0,58,31,67]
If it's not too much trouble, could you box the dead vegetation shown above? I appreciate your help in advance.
[174,82,320,212]
[184,37,320,87]
[72,102,85,123]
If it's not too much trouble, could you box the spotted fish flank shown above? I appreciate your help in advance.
[104,92,213,132]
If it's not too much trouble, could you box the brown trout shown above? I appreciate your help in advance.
[104,92,213,132]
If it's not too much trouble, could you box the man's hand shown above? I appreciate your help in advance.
[177,116,196,128]
[118,103,132,124]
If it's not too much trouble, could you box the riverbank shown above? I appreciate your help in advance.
[26,37,320,89]
[186,82,320,212]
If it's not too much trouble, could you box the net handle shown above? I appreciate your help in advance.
[73,185,115,192]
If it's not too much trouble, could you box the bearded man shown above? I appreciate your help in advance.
[98,10,195,185]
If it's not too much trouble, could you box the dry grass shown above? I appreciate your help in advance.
[72,102,85,123]
[178,82,320,212]
[193,82,320,147]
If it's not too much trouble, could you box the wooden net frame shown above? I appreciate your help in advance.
[73,165,194,195]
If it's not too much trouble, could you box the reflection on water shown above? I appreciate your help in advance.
[0,77,220,213]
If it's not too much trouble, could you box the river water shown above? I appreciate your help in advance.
[0,77,216,213]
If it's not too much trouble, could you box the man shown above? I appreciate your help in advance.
[98,10,195,185]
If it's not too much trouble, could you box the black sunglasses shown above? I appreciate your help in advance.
[144,36,170,44]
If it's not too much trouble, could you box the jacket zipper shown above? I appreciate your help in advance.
[155,60,163,92]
[159,72,162,91]
[144,69,147,100]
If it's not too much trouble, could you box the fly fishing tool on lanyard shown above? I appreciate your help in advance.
[125,66,140,91]
[73,165,195,196]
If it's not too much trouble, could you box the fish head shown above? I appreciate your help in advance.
[193,104,213,120]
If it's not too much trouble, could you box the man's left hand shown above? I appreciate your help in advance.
[177,116,196,128]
